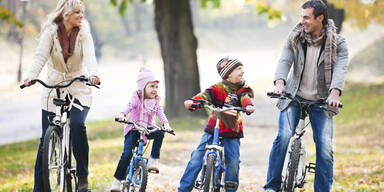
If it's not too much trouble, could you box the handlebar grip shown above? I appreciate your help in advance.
[20,84,26,89]
[168,130,176,135]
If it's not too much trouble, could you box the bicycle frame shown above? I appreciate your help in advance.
[267,92,342,191]
[191,99,249,191]
[114,118,175,191]
[20,76,98,192]
[199,109,225,190]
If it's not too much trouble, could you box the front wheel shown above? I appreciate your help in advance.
[203,154,216,192]
[42,125,64,192]
[128,160,148,192]
[283,139,301,192]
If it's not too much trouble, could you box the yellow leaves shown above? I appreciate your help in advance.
[245,0,282,22]
[328,0,384,29]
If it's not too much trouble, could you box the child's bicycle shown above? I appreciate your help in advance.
[267,92,342,192]
[20,76,99,192]
[189,98,250,192]
[114,118,175,192]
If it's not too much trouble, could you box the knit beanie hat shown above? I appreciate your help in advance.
[216,57,242,79]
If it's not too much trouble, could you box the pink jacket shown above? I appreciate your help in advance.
[121,67,168,136]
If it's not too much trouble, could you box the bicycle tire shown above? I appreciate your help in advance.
[203,153,216,192]
[284,139,301,192]
[42,125,64,192]
[130,160,148,192]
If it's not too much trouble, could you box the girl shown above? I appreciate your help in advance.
[110,67,172,192]
[23,0,100,191]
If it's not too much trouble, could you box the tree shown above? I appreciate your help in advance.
[0,0,23,28]
[110,0,281,119]
[327,0,384,29]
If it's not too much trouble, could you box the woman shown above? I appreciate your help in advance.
[23,0,100,191]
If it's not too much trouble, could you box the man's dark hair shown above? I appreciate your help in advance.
[302,0,328,26]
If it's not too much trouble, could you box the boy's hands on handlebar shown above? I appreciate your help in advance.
[245,105,255,113]
[184,100,194,110]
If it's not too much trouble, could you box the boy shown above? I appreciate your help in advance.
[178,57,255,192]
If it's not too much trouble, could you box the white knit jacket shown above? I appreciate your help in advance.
[27,20,98,112]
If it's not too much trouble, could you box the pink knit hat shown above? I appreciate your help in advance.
[137,67,159,92]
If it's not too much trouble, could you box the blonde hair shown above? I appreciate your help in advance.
[41,0,84,33]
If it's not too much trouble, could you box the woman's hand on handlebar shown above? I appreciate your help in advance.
[23,77,34,87]
[89,75,100,85]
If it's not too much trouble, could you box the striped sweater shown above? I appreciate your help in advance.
[192,82,254,138]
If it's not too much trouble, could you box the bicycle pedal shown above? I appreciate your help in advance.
[194,181,203,189]
[148,168,159,174]
[306,162,316,173]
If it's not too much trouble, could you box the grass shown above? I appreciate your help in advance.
[0,117,205,192]
[302,82,384,191]
[1,82,384,191]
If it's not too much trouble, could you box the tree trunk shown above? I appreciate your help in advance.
[154,0,204,119]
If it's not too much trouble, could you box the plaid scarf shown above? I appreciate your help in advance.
[288,19,337,89]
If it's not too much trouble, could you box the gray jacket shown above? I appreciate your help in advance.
[274,35,349,112]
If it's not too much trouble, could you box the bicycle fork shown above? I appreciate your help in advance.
[281,119,307,188]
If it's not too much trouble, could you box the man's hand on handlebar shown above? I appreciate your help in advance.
[274,79,286,94]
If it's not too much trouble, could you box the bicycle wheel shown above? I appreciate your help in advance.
[42,125,64,192]
[214,166,224,192]
[283,139,301,192]
[129,160,148,192]
[203,153,216,192]
[66,139,77,192]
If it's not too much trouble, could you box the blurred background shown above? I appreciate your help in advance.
[0,0,383,191]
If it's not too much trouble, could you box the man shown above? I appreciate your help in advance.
[264,0,348,192]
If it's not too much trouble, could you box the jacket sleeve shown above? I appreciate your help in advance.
[274,40,294,84]
[27,27,54,79]
[155,104,169,125]
[121,95,136,115]
[190,85,214,110]
[81,20,98,77]
[239,88,254,108]
[330,36,349,94]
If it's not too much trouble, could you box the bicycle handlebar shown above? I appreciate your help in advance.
[189,98,250,113]
[266,92,343,108]
[114,118,175,135]
[20,76,100,89]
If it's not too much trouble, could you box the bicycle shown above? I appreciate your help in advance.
[267,92,342,192]
[114,118,175,192]
[20,76,99,192]
[189,98,249,192]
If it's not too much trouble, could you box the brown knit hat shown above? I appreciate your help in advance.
[216,57,242,79]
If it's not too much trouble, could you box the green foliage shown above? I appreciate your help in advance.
[0,6,23,27]
[201,0,220,8]
[247,0,282,21]
[328,0,384,28]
